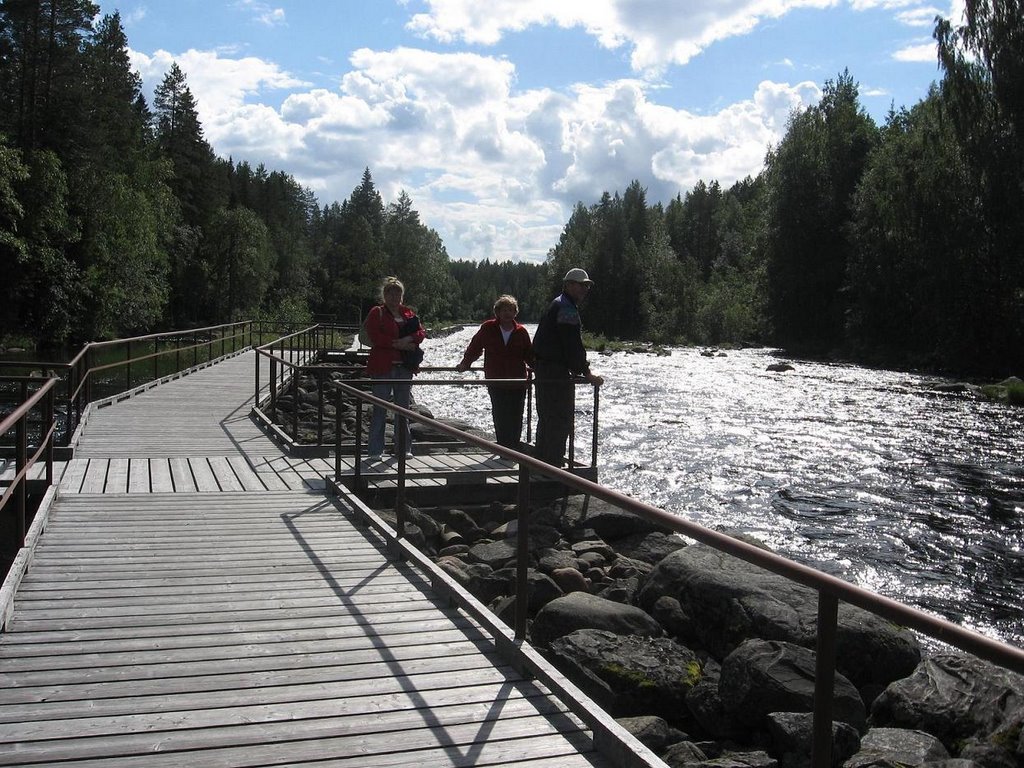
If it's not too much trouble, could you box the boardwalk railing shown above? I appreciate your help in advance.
[0,376,57,550]
[1,321,256,448]
[329,380,1024,767]
[254,347,601,465]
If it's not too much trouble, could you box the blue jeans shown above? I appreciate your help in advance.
[368,365,413,455]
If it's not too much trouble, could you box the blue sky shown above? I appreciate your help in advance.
[97,0,960,263]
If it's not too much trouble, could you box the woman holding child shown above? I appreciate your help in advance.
[364,276,425,459]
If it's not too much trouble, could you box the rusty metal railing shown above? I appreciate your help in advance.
[1,321,256,448]
[327,379,1024,767]
[0,377,57,549]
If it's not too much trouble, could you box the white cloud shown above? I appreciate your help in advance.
[234,0,286,27]
[130,45,822,263]
[895,6,943,26]
[406,0,838,73]
[893,40,937,62]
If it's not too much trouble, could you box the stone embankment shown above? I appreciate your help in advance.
[384,496,1024,768]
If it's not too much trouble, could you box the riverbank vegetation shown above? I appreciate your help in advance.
[1,1,1020,378]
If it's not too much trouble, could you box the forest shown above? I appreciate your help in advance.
[1,0,1021,377]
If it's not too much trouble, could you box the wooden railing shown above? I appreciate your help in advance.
[328,379,1024,768]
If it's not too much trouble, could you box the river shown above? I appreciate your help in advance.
[415,324,1024,649]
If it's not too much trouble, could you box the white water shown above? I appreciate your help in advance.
[416,325,1024,648]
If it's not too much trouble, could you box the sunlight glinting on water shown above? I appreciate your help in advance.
[417,326,1024,646]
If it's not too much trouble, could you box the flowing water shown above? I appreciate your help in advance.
[416,325,1024,648]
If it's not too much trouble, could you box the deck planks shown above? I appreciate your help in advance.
[0,351,641,767]
[0,491,612,766]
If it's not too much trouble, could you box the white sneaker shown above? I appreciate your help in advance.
[365,453,382,461]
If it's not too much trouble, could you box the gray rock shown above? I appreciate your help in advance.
[572,539,616,560]
[765,711,861,768]
[639,545,920,690]
[720,639,866,730]
[547,629,701,719]
[537,548,581,573]
[530,591,664,648]
[701,751,778,767]
[609,531,687,565]
[467,538,517,568]
[843,727,949,767]
[598,576,642,605]
[616,715,689,752]
[870,653,1024,754]
[651,595,690,638]
[584,500,673,540]
[662,741,709,767]
[550,567,589,594]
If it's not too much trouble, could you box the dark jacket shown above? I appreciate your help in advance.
[531,292,590,375]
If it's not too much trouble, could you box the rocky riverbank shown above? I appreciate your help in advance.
[379,496,1024,768]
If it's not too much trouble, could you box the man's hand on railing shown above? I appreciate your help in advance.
[585,372,604,387]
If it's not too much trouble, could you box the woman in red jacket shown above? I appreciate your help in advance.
[456,295,534,449]
[364,277,426,459]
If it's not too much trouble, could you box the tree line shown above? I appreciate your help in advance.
[1,0,1021,378]
[542,1,1023,377]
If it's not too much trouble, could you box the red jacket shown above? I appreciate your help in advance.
[365,304,426,375]
[459,319,534,381]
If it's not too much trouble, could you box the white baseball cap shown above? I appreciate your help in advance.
[563,268,594,285]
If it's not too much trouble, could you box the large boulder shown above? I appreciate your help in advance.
[615,715,689,752]
[765,712,861,768]
[614,530,688,565]
[547,629,701,720]
[638,544,921,690]
[842,727,949,767]
[530,591,663,648]
[583,499,674,540]
[720,639,866,731]
[870,653,1024,760]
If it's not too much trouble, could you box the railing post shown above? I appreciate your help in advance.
[568,380,576,469]
[153,337,160,382]
[176,337,181,374]
[354,398,364,490]
[44,383,54,485]
[515,462,531,640]
[291,366,299,440]
[395,413,408,542]
[592,382,600,468]
[317,368,325,445]
[526,371,534,444]
[269,358,277,413]
[15,382,27,547]
[221,326,226,358]
[84,347,92,404]
[254,349,261,407]
[334,384,342,481]
[125,340,132,391]
[812,592,839,767]
[193,333,198,368]
[65,363,76,447]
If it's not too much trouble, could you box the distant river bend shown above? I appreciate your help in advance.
[417,325,1024,648]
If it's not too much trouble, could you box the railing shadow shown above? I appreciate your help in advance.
[278,498,588,763]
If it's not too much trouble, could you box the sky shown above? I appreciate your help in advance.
[96,0,965,264]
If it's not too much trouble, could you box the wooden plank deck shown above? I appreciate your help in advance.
[0,492,611,766]
[0,350,659,766]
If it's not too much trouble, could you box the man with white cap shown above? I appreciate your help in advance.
[530,267,604,467]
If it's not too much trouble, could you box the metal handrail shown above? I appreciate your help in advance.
[1,321,257,447]
[328,379,1024,767]
[0,377,57,549]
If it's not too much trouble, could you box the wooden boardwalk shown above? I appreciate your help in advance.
[0,351,655,766]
